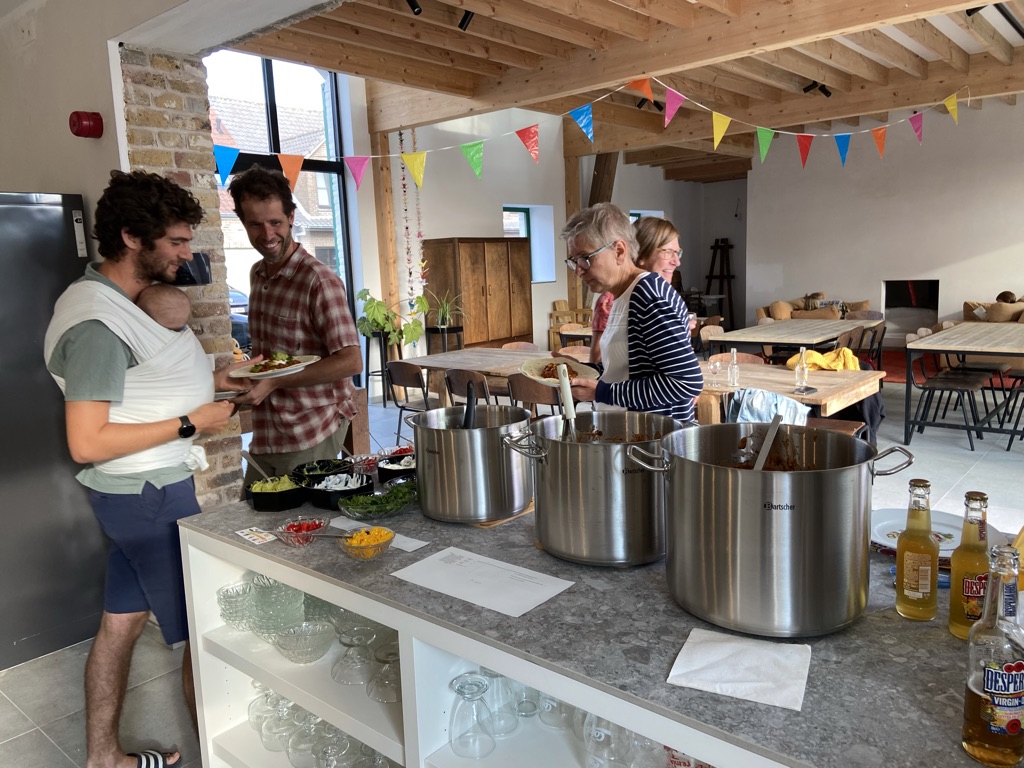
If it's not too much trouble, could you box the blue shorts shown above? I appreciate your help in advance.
[89,478,200,645]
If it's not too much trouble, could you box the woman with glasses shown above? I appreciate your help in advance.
[561,203,703,421]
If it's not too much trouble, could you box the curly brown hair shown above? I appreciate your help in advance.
[227,165,297,221]
[93,170,203,262]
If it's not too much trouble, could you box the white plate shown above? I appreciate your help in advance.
[518,357,599,388]
[228,355,320,380]
[870,507,1006,560]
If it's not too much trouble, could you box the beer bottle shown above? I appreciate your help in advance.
[895,478,939,620]
[950,491,991,639]
[961,545,1024,767]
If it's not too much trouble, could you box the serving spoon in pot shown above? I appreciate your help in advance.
[752,413,784,472]
[556,363,576,442]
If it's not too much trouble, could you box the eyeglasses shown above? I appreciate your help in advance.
[657,248,682,260]
[564,241,614,271]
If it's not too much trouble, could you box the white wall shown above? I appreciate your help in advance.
[746,102,1024,329]
[700,179,748,327]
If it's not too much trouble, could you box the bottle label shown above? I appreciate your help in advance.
[902,552,933,597]
[1006,583,1018,619]
[983,661,1024,735]
[960,572,988,622]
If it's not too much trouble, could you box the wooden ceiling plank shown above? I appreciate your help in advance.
[686,66,785,101]
[288,16,508,77]
[837,115,861,126]
[695,0,742,17]
[660,153,751,169]
[234,31,478,97]
[608,0,696,29]
[840,29,928,79]
[794,38,890,84]
[950,10,1013,66]
[753,49,854,92]
[1004,1,1024,23]
[894,18,970,74]
[529,95,667,131]
[328,3,543,69]
[433,0,614,49]
[623,146,704,164]
[664,158,752,180]
[714,59,810,95]
[865,112,890,122]
[358,0,575,60]
[518,0,652,41]
[659,74,752,110]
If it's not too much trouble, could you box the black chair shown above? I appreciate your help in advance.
[506,372,563,420]
[906,350,990,451]
[385,361,438,442]
[445,368,493,405]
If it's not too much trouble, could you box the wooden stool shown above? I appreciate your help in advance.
[806,417,867,439]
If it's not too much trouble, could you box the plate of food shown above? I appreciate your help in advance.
[229,353,320,379]
[518,357,599,388]
[869,508,1007,566]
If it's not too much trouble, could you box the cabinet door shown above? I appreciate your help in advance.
[508,239,533,338]
[458,241,490,345]
[422,240,458,328]
[484,241,512,341]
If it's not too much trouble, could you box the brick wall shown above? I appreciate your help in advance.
[120,44,244,508]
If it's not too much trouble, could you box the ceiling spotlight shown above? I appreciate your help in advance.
[966,6,984,16]
[458,11,474,30]
[818,84,832,98]
[406,0,422,14]
[636,98,649,109]
[635,99,665,112]
[802,80,819,94]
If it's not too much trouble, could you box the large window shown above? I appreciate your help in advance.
[204,51,354,306]
[503,207,530,238]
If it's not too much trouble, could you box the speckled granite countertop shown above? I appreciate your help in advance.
[182,501,979,768]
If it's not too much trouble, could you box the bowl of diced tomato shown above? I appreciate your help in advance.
[273,515,331,547]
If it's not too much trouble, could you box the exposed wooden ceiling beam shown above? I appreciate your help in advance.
[840,29,928,79]
[658,74,753,110]
[528,95,667,131]
[693,0,741,18]
[715,58,814,95]
[894,18,970,74]
[950,10,1013,65]
[794,38,890,84]
[664,158,752,181]
[753,49,854,92]
[608,0,696,28]
[517,0,652,41]
[432,0,614,49]
[685,66,785,101]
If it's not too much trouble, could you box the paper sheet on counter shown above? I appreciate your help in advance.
[391,547,574,617]
[329,516,428,552]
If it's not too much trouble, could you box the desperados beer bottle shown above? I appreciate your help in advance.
[950,491,991,640]
[895,478,939,620]
[962,545,1024,767]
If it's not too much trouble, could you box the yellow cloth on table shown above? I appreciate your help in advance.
[785,347,860,371]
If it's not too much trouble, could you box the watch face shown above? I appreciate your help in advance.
[178,417,196,439]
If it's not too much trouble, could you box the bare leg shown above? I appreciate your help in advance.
[85,610,180,768]
[181,641,198,735]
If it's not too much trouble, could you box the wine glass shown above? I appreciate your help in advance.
[449,673,497,759]
[331,626,377,685]
[582,712,631,767]
[707,359,722,387]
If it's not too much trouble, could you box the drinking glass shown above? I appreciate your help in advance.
[538,692,572,730]
[572,706,589,742]
[507,679,539,718]
[449,673,496,759]
[582,712,631,767]
[286,711,323,768]
[260,697,298,751]
[248,691,278,731]
[707,360,721,387]
[311,727,356,768]
[366,642,401,703]
[630,732,669,768]
[478,667,518,737]
[332,626,377,685]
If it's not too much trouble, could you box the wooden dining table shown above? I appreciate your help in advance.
[712,318,883,351]
[696,361,886,424]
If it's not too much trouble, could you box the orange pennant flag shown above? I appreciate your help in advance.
[870,126,887,159]
[277,154,304,191]
[627,78,654,102]
[712,112,732,150]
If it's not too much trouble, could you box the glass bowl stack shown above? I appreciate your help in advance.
[216,581,252,630]
[248,574,305,643]
[274,621,335,664]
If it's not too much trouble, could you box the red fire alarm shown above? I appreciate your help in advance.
[69,111,103,139]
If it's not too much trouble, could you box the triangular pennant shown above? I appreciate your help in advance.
[943,93,959,125]
[712,112,732,150]
[756,127,775,164]
[277,154,304,191]
[627,78,654,102]
[343,156,370,190]
[516,125,540,163]
[834,134,851,167]
[459,140,484,179]
[664,88,685,127]
[401,151,427,189]
[871,126,887,159]
[796,134,814,168]
[213,144,240,186]
[569,104,594,142]
[909,112,924,144]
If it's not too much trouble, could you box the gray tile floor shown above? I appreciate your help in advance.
[3,387,1020,768]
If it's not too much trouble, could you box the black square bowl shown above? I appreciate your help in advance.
[298,472,375,511]
[245,481,309,512]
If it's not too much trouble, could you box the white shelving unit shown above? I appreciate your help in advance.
[181,527,789,768]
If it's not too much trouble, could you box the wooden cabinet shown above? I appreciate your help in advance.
[422,238,533,347]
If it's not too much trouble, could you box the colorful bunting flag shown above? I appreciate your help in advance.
[756,127,775,164]
[401,151,427,189]
[871,126,887,159]
[796,134,814,168]
[627,78,654,102]
[712,112,732,150]
[943,93,959,125]
[664,87,685,128]
[213,144,240,185]
[277,154,304,191]
[343,156,370,190]
[516,125,540,163]
[569,104,594,142]
[460,141,484,178]
[834,134,851,167]
[909,113,924,144]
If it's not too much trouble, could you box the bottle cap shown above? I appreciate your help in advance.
[909,478,931,488]
[965,491,988,502]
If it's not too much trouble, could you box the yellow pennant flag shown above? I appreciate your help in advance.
[943,93,959,125]
[712,112,732,150]
[401,151,427,189]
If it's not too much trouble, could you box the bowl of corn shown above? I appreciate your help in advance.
[338,526,395,561]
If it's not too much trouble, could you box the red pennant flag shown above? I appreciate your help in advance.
[627,78,654,102]
[516,125,540,164]
[909,113,924,144]
[277,154,304,191]
[796,134,814,168]
[344,156,370,190]
[871,126,887,159]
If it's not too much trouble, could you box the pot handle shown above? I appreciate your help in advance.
[403,414,418,432]
[870,445,914,477]
[501,430,547,460]
[626,444,668,473]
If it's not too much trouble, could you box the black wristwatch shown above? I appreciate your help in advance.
[178,415,196,439]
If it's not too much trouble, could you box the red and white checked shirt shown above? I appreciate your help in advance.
[248,244,359,453]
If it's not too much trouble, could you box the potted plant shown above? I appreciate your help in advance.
[427,289,464,328]
[355,289,429,347]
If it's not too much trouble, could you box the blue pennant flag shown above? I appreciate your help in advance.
[213,144,241,185]
[834,134,851,167]
[569,104,594,142]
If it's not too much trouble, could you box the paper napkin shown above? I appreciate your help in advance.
[667,628,811,711]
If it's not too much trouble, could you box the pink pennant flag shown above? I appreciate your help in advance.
[909,113,924,144]
[664,87,685,128]
[627,78,654,102]
[277,154,304,191]
[871,126,887,159]
[516,125,540,164]
[796,134,814,168]
[344,156,370,190]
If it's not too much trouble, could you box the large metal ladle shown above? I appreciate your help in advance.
[752,414,784,472]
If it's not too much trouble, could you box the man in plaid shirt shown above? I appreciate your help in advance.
[228,166,362,486]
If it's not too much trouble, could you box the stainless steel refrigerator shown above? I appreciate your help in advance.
[0,192,106,670]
